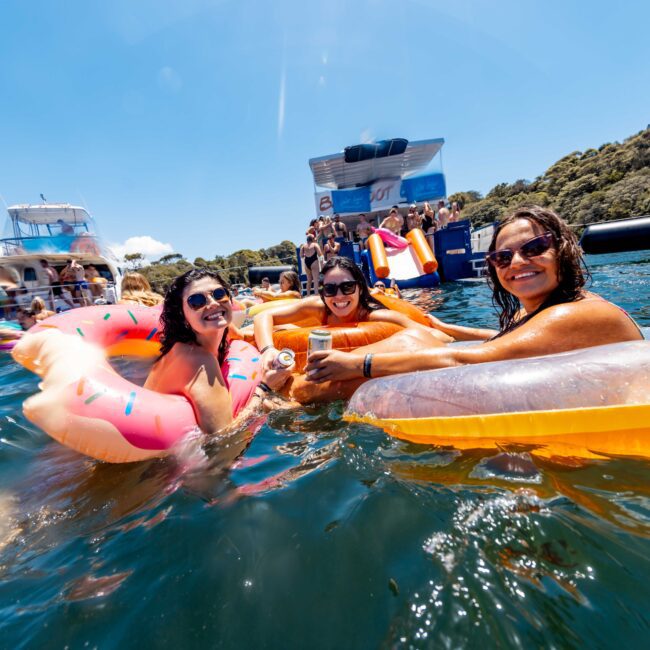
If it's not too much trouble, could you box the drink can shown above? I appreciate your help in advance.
[308,329,333,355]
[273,348,295,370]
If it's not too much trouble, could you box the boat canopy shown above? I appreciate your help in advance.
[309,138,444,189]
[7,204,92,225]
[1,203,113,258]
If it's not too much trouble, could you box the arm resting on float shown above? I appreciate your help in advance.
[370,309,454,343]
[253,296,323,352]
[427,313,498,341]
[306,298,644,382]
[264,290,302,301]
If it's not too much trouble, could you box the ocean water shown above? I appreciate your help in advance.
[0,252,649,649]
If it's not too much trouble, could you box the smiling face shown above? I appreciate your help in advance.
[321,265,360,320]
[181,277,232,338]
[494,218,559,312]
[280,275,290,291]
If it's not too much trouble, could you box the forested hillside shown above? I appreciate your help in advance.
[449,126,650,227]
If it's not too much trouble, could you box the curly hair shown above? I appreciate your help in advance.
[158,268,231,365]
[487,205,590,333]
[319,256,381,316]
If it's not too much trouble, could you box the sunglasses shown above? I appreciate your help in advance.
[186,287,229,310]
[321,280,358,297]
[373,283,385,289]
[486,232,554,269]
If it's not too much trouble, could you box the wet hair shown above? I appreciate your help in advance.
[487,205,589,333]
[158,268,231,364]
[319,256,381,315]
[121,272,152,293]
[279,271,301,292]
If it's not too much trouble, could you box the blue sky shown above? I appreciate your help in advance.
[1,0,649,261]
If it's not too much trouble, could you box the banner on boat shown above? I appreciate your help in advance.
[314,172,446,216]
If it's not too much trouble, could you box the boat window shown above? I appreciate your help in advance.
[24,267,37,282]
[93,264,114,281]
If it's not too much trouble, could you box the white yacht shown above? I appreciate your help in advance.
[0,203,124,313]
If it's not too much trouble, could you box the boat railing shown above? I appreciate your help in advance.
[0,234,103,257]
[1,280,119,319]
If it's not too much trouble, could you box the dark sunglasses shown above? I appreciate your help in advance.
[321,280,358,297]
[486,232,554,269]
[186,287,229,310]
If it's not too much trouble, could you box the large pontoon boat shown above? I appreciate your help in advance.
[306,138,488,287]
[0,203,123,315]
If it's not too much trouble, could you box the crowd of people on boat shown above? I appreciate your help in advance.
[5,205,646,441]
[304,201,461,247]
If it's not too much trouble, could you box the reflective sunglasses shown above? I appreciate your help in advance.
[321,280,358,297]
[486,232,554,269]
[186,287,229,310]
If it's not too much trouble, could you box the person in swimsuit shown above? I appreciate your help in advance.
[437,200,450,229]
[253,271,302,301]
[450,201,461,223]
[323,234,341,261]
[300,234,323,295]
[379,207,403,236]
[254,256,452,402]
[305,205,643,383]
[406,204,423,232]
[144,269,263,436]
[356,214,373,251]
[332,214,348,241]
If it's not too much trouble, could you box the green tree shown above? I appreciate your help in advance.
[124,253,144,270]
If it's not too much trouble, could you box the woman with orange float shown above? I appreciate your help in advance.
[255,256,452,402]
[145,268,263,434]
[305,206,643,384]
[253,271,302,302]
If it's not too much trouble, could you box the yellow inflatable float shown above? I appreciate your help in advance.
[345,341,650,460]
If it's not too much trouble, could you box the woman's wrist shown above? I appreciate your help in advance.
[363,353,374,378]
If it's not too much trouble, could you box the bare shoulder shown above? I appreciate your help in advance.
[145,343,219,392]
[500,297,639,354]
[542,295,638,331]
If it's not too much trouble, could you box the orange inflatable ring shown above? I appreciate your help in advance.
[370,290,431,327]
[273,321,403,373]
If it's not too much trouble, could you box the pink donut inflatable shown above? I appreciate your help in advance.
[12,305,262,463]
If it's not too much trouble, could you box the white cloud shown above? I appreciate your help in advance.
[109,235,174,262]
[157,66,183,92]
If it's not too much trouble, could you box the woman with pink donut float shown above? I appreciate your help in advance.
[12,269,262,463]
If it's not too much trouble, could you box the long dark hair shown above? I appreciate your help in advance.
[487,205,589,333]
[158,268,231,365]
[280,270,301,292]
[319,256,381,316]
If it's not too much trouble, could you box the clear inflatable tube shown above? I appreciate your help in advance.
[345,341,650,458]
